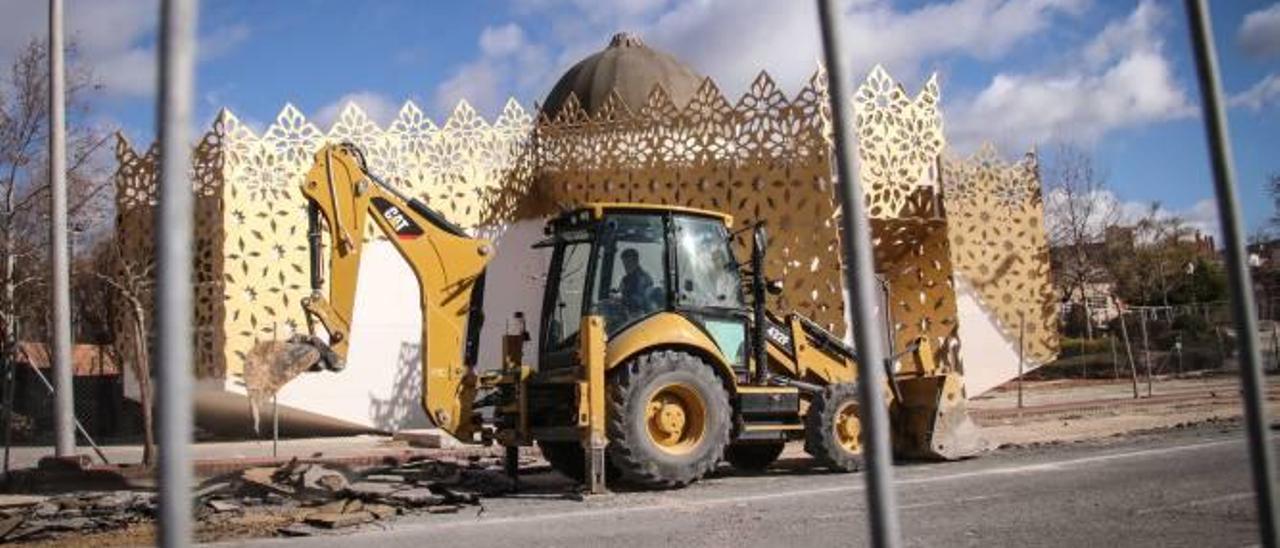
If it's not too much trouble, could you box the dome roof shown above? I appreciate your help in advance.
[541,32,705,118]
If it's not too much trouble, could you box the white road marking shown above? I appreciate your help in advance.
[896,438,1240,486]
[1135,492,1255,515]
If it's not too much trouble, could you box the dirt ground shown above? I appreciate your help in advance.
[969,373,1278,447]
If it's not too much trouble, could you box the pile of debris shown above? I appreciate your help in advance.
[198,454,520,537]
[0,491,155,542]
[0,452,530,542]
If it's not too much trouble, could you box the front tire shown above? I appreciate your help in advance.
[607,350,731,488]
[804,383,866,472]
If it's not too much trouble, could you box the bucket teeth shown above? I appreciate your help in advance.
[926,399,989,460]
[243,340,324,433]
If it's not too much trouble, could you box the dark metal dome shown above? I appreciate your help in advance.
[541,32,705,117]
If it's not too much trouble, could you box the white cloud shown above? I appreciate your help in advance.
[435,63,504,118]
[947,0,1194,153]
[314,91,400,129]
[434,23,551,118]
[480,24,525,57]
[0,0,158,98]
[199,23,252,61]
[0,0,249,99]
[1229,73,1280,111]
[1239,3,1280,59]
[1111,197,1220,246]
[436,0,1088,117]
[1046,187,1221,245]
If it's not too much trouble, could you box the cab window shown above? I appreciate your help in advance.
[545,240,591,350]
[592,214,667,334]
[673,216,742,310]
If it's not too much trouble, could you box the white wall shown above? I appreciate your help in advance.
[269,240,428,432]
[190,220,551,435]
[474,220,549,372]
[954,277,1032,396]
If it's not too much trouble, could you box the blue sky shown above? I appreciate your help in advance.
[1,0,1277,240]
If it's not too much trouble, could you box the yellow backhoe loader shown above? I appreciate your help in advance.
[248,142,982,493]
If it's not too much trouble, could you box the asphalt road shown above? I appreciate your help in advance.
[234,426,1266,547]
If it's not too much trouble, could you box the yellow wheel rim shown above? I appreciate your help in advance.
[645,382,707,455]
[834,401,862,454]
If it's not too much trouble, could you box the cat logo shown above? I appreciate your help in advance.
[371,197,424,240]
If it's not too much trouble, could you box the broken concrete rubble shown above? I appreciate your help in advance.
[0,490,155,542]
[0,451,512,542]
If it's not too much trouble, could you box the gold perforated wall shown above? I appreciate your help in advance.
[113,131,226,378]
[942,145,1058,364]
[529,72,845,333]
[111,66,1057,383]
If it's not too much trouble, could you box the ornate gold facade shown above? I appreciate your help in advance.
[943,146,1057,364]
[112,66,1057,384]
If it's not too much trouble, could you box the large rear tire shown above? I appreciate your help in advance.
[607,350,731,488]
[804,383,866,472]
[724,442,785,472]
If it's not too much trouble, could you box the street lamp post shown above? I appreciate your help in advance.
[47,0,76,459]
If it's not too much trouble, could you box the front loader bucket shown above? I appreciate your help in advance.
[893,373,989,460]
[242,338,324,432]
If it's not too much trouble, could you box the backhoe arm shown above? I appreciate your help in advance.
[297,143,493,439]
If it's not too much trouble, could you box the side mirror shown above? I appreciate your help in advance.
[767,279,784,295]
[753,223,769,254]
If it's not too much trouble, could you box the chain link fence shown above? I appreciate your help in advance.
[1048,300,1280,384]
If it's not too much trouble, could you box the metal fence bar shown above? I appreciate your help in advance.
[23,359,109,464]
[1183,1,1278,546]
[155,0,199,545]
[814,1,902,546]
[47,0,75,459]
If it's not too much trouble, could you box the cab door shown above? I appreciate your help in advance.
[670,215,749,377]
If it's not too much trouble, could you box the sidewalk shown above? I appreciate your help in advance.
[970,373,1276,447]
[3,431,491,478]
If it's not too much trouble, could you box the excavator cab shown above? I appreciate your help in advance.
[536,205,747,376]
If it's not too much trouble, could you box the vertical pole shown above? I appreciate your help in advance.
[271,394,278,458]
[579,316,607,495]
[47,0,75,459]
[1140,310,1153,397]
[1118,311,1140,399]
[1017,317,1025,409]
[1177,342,1184,376]
[155,0,198,545]
[1109,335,1119,381]
[1271,326,1278,372]
[1184,2,1279,545]
[1080,337,1087,380]
[1,319,15,473]
[814,2,901,546]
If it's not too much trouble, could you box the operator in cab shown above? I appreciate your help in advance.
[619,247,654,319]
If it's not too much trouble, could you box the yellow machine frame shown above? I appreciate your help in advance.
[278,143,980,495]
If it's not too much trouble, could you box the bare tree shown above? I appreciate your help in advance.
[93,245,154,465]
[1268,173,1280,234]
[0,40,113,380]
[1044,143,1118,338]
